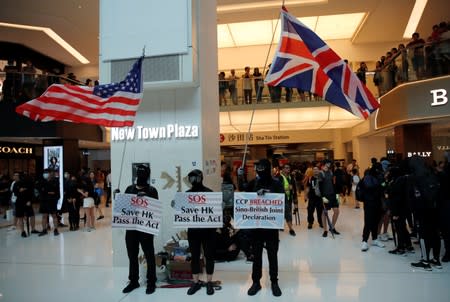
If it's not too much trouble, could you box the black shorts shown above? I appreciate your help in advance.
[15,203,35,218]
[39,200,58,214]
[323,194,339,210]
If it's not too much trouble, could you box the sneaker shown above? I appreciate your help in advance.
[322,231,328,238]
[187,282,202,295]
[331,228,340,235]
[429,259,443,269]
[206,282,214,295]
[21,231,27,238]
[247,282,262,296]
[7,226,16,231]
[38,230,48,237]
[271,282,282,297]
[122,282,139,293]
[289,229,296,236]
[411,260,432,271]
[378,233,389,242]
[389,248,405,255]
[54,229,59,236]
[406,246,415,253]
[442,254,450,263]
[307,223,312,229]
[361,241,369,251]
[31,230,40,234]
[146,284,156,294]
[97,215,105,220]
[372,240,385,248]
[58,223,67,227]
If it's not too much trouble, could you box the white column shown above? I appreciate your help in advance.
[101,0,220,266]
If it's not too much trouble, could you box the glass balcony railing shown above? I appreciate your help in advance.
[376,38,450,96]
[218,77,325,107]
[0,71,83,103]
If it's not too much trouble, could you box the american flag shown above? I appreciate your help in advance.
[265,7,379,119]
[16,57,143,127]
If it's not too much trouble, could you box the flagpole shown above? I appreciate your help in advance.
[240,5,283,169]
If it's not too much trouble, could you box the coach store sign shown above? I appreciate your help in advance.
[111,124,199,141]
[0,144,35,158]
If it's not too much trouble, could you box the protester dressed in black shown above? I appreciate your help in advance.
[122,164,159,295]
[239,159,284,297]
[185,169,216,296]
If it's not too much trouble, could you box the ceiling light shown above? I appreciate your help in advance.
[217,0,328,13]
[403,0,428,38]
[218,12,367,48]
[0,22,90,64]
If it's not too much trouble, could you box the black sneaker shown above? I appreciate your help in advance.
[21,231,27,238]
[97,215,105,220]
[307,223,312,229]
[122,282,139,293]
[247,282,261,296]
[331,228,340,235]
[54,229,60,236]
[206,282,214,295]
[429,258,443,269]
[38,230,48,237]
[442,254,450,263]
[31,230,40,234]
[289,229,296,236]
[58,223,67,227]
[187,282,202,295]
[271,282,282,297]
[322,231,328,237]
[388,248,405,255]
[406,246,415,253]
[146,284,156,294]
[411,260,432,271]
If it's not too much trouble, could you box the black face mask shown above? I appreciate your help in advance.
[255,160,271,180]
[136,166,150,186]
[188,169,203,187]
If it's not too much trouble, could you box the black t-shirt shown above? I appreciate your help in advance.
[125,184,159,199]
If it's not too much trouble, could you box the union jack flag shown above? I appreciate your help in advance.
[265,7,379,119]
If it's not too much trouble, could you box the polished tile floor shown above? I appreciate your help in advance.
[1,201,449,302]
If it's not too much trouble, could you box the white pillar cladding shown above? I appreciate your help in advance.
[100,0,219,266]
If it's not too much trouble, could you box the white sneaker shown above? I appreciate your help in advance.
[372,239,385,248]
[361,241,369,251]
[378,233,389,242]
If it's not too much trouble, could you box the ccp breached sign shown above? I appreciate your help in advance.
[111,124,199,141]
[112,193,162,235]
[233,192,285,229]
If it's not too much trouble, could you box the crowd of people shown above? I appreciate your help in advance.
[2,153,449,296]
[218,66,322,106]
[0,167,111,236]
[373,20,450,96]
[0,59,95,103]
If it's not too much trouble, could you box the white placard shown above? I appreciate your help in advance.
[233,192,285,229]
[112,193,162,235]
[173,192,223,228]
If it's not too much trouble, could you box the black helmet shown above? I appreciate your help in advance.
[188,169,203,186]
